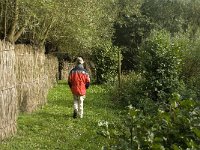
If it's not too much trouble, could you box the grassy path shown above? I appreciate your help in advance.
[0,81,121,150]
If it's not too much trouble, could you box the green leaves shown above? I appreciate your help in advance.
[140,30,182,101]
[192,128,200,138]
[92,42,119,83]
[99,94,200,149]
[0,0,119,55]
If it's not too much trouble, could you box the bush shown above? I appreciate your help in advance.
[110,73,143,105]
[140,30,182,101]
[98,94,200,149]
[92,42,119,84]
[180,30,200,100]
[109,73,159,113]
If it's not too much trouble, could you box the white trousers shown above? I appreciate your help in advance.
[73,95,85,118]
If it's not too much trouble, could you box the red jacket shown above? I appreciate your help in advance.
[68,64,90,96]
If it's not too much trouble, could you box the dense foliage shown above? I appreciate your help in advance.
[92,42,119,83]
[99,93,200,149]
[140,30,182,101]
[180,30,200,100]
[113,0,200,73]
[103,69,200,149]
[1,0,200,84]
[0,0,118,52]
[1,0,200,149]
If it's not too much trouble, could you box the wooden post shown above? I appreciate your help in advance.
[118,49,121,95]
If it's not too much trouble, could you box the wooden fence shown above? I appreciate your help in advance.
[0,41,17,140]
[15,45,58,112]
[0,41,58,140]
[61,62,74,80]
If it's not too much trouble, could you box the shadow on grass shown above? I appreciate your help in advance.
[56,80,68,86]
[48,97,72,108]
[86,92,124,111]
[35,111,72,121]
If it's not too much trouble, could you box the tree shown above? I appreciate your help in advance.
[113,0,152,71]
[0,0,29,42]
[0,0,118,56]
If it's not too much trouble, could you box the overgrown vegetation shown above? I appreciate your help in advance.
[104,29,200,149]
[92,42,119,83]
[140,30,182,101]
[1,0,200,149]
[100,92,200,149]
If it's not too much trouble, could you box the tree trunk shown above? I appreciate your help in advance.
[0,2,2,20]
[0,2,3,37]
[4,0,7,39]
[13,26,25,42]
[6,0,29,43]
[39,19,54,46]
[13,18,29,42]
[7,0,18,43]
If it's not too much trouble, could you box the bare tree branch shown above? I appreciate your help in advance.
[39,18,55,46]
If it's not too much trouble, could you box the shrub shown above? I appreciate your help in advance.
[140,30,182,101]
[92,42,119,84]
[112,73,144,105]
[98,94,200,149]
[180,30,200,100]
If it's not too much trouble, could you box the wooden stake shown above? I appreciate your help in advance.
[118,49,121,95]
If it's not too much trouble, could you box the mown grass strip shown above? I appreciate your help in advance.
[0,81,122,150]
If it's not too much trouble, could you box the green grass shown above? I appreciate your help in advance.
[0,81,122,150]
